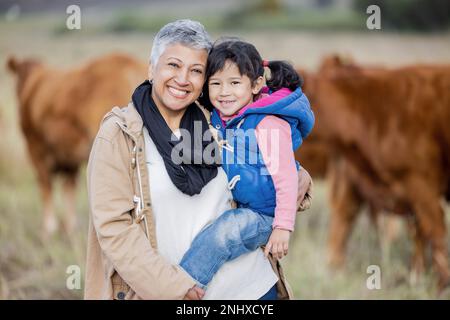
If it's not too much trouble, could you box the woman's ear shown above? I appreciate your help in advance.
[252,76,265,95]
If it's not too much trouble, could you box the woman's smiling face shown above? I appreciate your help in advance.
[208,60,263,117]
[149,43,208,114]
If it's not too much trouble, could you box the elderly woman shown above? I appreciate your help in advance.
[84,19,312,300]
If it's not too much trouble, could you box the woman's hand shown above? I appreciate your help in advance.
[264,228,291,259]
[297,167,313,212]
[183,285,205,300]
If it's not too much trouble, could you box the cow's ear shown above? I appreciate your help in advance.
[332,55,344,66]
[6,55,19,73]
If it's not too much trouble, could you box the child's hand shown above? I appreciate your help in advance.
[264,228,291,259]
[183,285,205,300]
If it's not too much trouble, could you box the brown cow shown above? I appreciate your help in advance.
[7,53,147,236]
[296,62,403,264]
[301,56,450,291]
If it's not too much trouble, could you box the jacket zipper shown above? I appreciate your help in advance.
[115,121,150,238]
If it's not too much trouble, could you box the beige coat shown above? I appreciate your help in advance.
[84,103,294,300]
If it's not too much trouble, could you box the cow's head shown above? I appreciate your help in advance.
[7,55,41,78]
[6,55,42,96]
[298,55,362,143]
[297,55,356,110]
[319,54,359,76]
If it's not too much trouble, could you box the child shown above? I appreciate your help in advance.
[180,39,314,294]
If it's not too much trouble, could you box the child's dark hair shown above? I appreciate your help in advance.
[199,39,303,110]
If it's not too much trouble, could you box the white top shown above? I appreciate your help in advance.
[143,128,278,299]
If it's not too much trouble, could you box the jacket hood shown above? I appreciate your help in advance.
[223,87,315,140]
[108,102,144,137]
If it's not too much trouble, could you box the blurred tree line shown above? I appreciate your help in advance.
[68,0,449,34]
[354,0,450,31]
[236,0,449,32]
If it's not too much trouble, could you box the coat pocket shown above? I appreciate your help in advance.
[111,271,131,300]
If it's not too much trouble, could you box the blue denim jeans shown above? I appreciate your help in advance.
[180,208,273,289]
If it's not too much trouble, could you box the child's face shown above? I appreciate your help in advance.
[208,60,263,117]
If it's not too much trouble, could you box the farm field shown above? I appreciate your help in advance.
[1,13,450,299]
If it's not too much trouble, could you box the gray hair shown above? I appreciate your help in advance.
[150,19,212,65]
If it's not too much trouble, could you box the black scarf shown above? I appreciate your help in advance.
[132,80,219,196]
